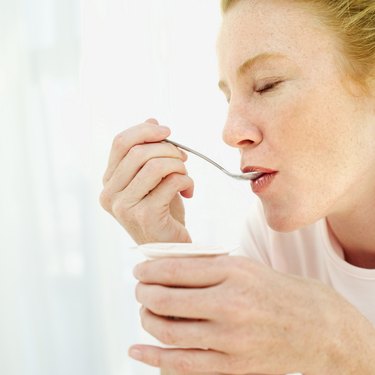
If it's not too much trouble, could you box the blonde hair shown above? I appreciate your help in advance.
[220,0,375,93]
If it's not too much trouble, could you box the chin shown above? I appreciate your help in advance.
[266,218,302,232]
[262,203,321,233]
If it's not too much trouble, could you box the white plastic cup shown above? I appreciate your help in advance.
[134,242,231,349]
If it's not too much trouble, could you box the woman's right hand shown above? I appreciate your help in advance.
[99,119,194,244]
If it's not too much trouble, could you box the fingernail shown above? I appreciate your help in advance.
[129,348,143,360]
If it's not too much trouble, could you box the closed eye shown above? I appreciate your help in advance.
[255,80,283,94]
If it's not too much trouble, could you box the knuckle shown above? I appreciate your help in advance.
[218,254,242,269]
[134,283,143,304]
[212,256,232,278]
[159,325,177,345]
[161,259,180,281]
[112,132,126,150]
[144,159,186,178]
[99,189,112,211]
[128,144,144,159]
[213,254,229,269]
[111,199,127,218]
[165,172,185,189]
[215,330,236,353]
[220,301,235,319]
[139,306,147,326]
[139,309,151,332]
[225,270,255,321]
[173,162,187,175]
[112,200,138,226]
[227,331,245,353]
[152,292,170,313]
[215,255,254,282]
[170,171,184,182]
[102,172,110,185]
[237,258,255,273]
[165,143,184,159]
[221,293,249,322]
[172,355,193,373]
[145,157,165,172]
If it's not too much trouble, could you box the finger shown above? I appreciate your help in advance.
[103,121,170,184]
[133,256,228,287]
[105,142,187,195]
[144,171,194,206]
[136,284,218,320]
[128,344,230,374]
[121,158,188,208]
[139,307,215,348]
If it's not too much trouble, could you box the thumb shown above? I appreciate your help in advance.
[144,118,159,125]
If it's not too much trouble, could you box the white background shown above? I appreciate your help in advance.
[1,1,256,374]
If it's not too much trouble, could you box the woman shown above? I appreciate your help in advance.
[100,0,375,373]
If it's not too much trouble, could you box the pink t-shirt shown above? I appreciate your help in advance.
[237,201,375,326]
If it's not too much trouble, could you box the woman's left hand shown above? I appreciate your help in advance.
[130,255,375,374]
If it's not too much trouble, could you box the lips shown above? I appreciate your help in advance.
[242,166,278,193]
[241,166,277,178]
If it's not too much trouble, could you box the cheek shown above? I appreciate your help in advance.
[259,91,358,230]
[266,88,347,171]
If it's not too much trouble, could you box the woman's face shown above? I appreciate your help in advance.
[217,0,375,231]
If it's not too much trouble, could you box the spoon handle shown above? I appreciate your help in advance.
[164,139,229,174]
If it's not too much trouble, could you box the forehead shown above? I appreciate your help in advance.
[216,0,335,78]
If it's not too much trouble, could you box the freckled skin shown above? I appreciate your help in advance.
[217,0,375,240]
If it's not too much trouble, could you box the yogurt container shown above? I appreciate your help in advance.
[136,242,231,259]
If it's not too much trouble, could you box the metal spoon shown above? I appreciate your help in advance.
[164,139,263,181]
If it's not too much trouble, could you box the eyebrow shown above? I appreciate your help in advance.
[218,52,287,91]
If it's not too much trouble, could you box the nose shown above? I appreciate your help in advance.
[222,104,263,149]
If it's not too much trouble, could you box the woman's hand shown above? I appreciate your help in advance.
[100,119,194,244]
[130,255,375,374]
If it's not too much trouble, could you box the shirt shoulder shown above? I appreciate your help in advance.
[238,200,328,279]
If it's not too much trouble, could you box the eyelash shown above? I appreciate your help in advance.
[224,80,283,103]
[255,80,282,94]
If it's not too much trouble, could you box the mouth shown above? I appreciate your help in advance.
[242,166,277,178]
[242,166,278,193]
